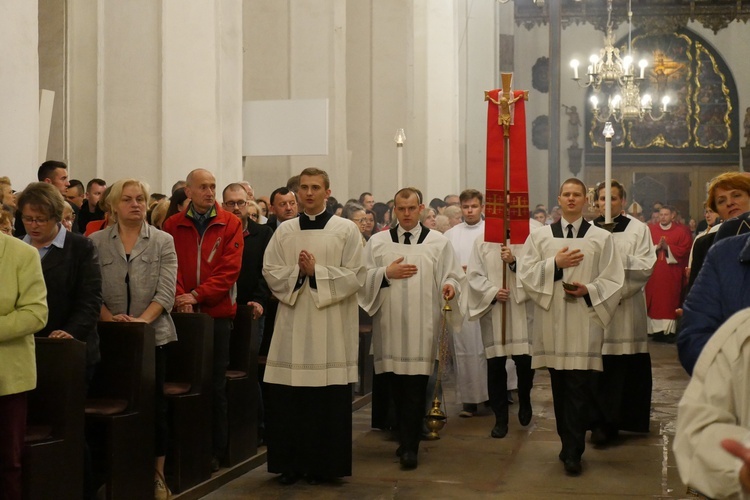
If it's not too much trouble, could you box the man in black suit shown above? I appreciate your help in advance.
[17,182,102,374]
[266,187,298,231]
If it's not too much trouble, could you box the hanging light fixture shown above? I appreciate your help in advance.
[569,0,670,122]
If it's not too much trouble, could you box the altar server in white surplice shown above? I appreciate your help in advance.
[262,168,365,485]
[443,189,487,417]
[591,180,655,446]
[519,178,624,477]
[360,187,464,471]
[466,219,543,439]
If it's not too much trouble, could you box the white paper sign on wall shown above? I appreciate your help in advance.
[242,99,329,156]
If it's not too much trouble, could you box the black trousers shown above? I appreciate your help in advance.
[266,383,352,478]
[487,355,535,420]
[548,368,596,461]
[594,353,652,434]
[385,373,429,455]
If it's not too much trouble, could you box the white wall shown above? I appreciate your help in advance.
[0,2,39,189]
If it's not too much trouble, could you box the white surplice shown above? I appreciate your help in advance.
[519,220,624,371]
[359,227,464,376]
[466,236,533,359]
[444,221,487,403]
[262,216,365,387]
[601,215,656,355]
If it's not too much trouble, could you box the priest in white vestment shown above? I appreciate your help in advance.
[443,189,487,417]
[466,219,542,438]
[519,178,624,476]
[262,168,365,485]
[360,188,464,470]
[591,181,655,445]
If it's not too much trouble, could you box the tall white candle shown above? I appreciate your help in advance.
[603,122,615,224]
[395,128,406,189]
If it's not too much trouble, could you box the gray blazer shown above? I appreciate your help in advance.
[90,223,178,346]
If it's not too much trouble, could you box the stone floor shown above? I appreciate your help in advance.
[202,341,692,499]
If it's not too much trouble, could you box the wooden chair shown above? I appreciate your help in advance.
[165,313,214,492]
[23,338,87,500]
[85,322,155,500]
[224,305,259,465]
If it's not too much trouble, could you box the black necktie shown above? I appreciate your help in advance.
[404,232,412,245]
[566,224,574,238]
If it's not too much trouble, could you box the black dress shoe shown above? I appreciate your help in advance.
[491,423,508,439]
[590,427,609,446]
[518,402,532,426]
[563,459,582,476]
[278,472,300,485]
[400,451,418,470]
[652,331,667,342]
[305,474,323,485]
[210,457,221,473]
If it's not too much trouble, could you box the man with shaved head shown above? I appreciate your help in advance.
[163,168,244,471]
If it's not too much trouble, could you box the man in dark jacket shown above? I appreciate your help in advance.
[265,187,298,231]
[221,183,272,317]
[163,169,244,471]
[77,178,107,233]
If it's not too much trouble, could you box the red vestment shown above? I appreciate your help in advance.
[645,223,692,319]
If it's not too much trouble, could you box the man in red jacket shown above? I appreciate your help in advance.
[163,168,244,471]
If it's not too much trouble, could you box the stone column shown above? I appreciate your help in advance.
[67,0,243,194]
[0,2,39,188]
[412,0,460,201]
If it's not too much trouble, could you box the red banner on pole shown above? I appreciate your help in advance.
[485,88,530,244]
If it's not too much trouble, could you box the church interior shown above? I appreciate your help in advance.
[4,0,750,498]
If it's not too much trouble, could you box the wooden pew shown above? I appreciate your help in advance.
[23,338,87,500]
[166,313,214,492]
[224,305,259,466]
[85,322,155,500]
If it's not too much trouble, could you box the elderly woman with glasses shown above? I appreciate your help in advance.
[89,179,178,499]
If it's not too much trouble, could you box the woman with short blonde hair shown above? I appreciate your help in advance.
[90,178,177,499]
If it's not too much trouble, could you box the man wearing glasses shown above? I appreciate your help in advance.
[222,183,272,321]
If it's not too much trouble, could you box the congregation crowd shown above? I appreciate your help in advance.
[3,161,750,499]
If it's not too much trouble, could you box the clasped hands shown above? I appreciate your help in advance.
[175,293,197,313]
[555,246,588,297]
[298,250,316,277]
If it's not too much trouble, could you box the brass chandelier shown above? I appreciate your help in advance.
[569,0,670,122]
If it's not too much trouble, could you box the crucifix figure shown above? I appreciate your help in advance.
[486,75,526,137]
